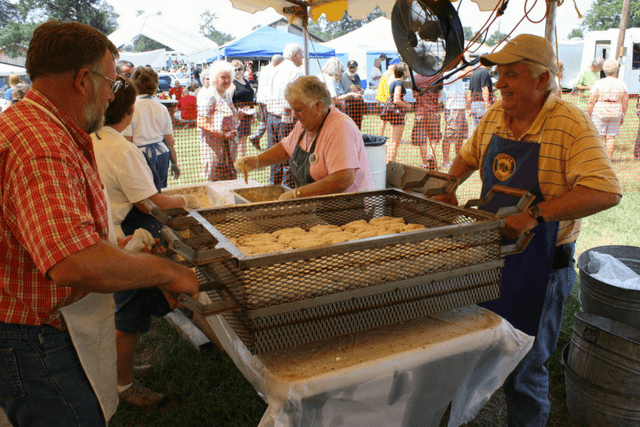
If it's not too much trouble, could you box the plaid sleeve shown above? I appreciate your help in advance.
[7,139,101,276]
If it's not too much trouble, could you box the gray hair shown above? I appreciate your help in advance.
[521,59,558,95]
[603,58,619,76]
[271,54,284,66]
[208,60,234,81]
[322,57,343,78]
[592,57,604,68]
[285,76,332,110]
[283,42,302,59]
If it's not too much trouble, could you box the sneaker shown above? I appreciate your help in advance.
[119,380,167,408]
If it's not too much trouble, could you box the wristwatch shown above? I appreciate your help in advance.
[528,205,545,224]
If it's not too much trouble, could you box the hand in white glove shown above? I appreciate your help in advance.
[180,195,202,210]
[234,156,259,174]
[278,189,296,201]
[170,163,181,179]
[124,228,155,253]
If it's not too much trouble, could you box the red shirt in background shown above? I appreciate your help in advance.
[177,94,197,120]
[169,86,183,100]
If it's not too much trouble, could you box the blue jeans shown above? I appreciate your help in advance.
[0,322,104,427]
[266,113,295,187]
[470,101,486,133]
[504,246,576,427]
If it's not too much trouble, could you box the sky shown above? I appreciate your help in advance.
[106,0,596,43]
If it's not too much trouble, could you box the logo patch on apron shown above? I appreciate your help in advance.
[493,153,516,181]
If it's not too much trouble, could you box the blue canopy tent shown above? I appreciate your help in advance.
[212,26,335,61]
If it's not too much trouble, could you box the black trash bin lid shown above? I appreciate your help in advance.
[362,134,387,147]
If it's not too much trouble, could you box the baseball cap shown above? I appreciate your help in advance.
[389,57,400,65]
[347,60,358,68]
[480,34,558,75]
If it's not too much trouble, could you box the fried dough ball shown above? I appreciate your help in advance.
[370,216,405,225]
[340,219,368,231]
[309,224,341,234]
[237,233,276,245]
[404,223,427,231]
[272,227,306,238]
[288,237,324,249]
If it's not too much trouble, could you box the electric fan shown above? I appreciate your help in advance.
[391,0,466,76]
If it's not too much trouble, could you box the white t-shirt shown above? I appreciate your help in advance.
[590,76,629,118]
[122,96,173,154]
[444,73,466,110]
[316,72,338,99]
[91,126,158,239]
[369,67,382,89]
[281,108,372,193]
[255,63,274,103]
[266,58,303,116]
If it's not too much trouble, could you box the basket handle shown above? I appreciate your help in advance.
[177,292,239,317]
[501,232,535,256]
[464,185,536,217]
[402,169,459,196]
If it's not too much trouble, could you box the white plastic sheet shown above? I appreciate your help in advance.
[199,293,533,427]
[587,251,640,291]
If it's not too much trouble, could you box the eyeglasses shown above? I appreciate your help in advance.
[235,68,243,71]
[90,71,122,94]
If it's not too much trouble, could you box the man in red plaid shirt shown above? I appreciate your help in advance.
[0,20,199,427]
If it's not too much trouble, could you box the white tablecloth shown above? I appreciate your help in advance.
[200,295,533,427]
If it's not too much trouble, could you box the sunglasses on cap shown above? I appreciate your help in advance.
[235,67,243,71]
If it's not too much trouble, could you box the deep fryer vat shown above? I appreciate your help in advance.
[185,189,505,354]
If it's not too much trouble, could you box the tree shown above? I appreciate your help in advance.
[308,6,387,41]
[199,10,234,46]
[463,26,474,41]
[0,0,119,57]
[582,0,640,31]
[486,30,509,47]
[31,0,119,34]
[568,28,584,39]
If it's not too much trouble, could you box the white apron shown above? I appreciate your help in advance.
[23,98,119,423]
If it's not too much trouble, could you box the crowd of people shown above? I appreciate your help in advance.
[0,18,628,427]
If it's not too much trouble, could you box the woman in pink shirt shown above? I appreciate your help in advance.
[234,76,372,199]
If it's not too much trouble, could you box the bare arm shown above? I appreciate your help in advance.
[586,92,597,116]
[393,85,410,110]
[47,240,200,304]
[254,142,291,168]
[134,192,186,212]
[164,134,178,164]
[482,86,490,108]
[430,153,477,206]
[501,185,621,241]
[297,169,356,197]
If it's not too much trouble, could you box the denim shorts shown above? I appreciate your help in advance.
[114,288,172,334]
[0,321,104,426]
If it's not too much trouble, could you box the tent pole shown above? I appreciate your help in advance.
[303,16,309,76]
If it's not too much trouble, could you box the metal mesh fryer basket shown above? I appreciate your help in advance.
[179,189,505,354]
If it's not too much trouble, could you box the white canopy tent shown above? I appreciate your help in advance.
[108,13,218,64]
[0,62,27,77]
[117,49,167,69]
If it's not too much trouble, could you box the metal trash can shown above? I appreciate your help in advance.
[362,134,387,190]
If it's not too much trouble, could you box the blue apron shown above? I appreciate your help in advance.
[477,134,559,336]
[137,96,171,188]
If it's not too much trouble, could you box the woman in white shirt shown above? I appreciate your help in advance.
[123,67,181,188]
[91,75,199,409]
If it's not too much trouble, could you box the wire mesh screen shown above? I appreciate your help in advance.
[178,189,504,354]
[164,91,639,204]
